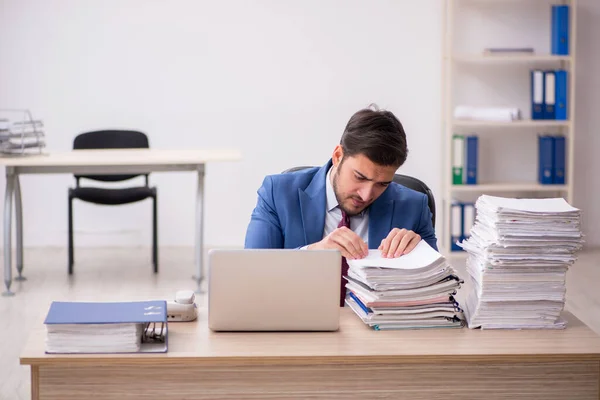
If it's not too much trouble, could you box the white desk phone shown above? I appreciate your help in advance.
[166,290,198,322]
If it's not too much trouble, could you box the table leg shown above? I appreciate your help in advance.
[31,366,39,400]
[3,169,15,296]
[193,165,205,293]
[15,174,25,281]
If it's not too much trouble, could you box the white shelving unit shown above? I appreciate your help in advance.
[440,0,577,255]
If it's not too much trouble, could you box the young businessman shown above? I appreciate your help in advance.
[244,105,437,304]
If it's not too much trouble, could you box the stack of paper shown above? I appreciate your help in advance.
[0,119,46,155]
[344,240,464,330]
[453,105,521,122]
[458,195,584,329]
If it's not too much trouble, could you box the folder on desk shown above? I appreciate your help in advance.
[44,300,168,354]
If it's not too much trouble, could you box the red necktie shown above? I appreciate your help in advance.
[338,210,351,307]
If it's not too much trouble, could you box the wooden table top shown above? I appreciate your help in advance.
[20,308,600,366]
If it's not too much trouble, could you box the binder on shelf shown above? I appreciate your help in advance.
[465,135,478,185]
[553,135,566,185]
[531,70,545,120]
[462,202,475,241]
[555,70,568,120]
[552,5,569,56]
[544,71,556,119]
[43,300,168,354]
[450,201,463,252]
[538,135,555,184]
[452,134,464,185]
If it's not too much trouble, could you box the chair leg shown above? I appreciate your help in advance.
[68,196,74,274]
[152,195,158,273]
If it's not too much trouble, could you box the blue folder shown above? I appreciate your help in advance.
[465,135,478,185]
[538,135,555,184]
[531,70,545,120]
[555,70,568,120]
[44,300,168,353]
[552,5,569,55]
[553,135,566,185]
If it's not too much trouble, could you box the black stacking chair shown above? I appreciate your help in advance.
[68,130,158,274]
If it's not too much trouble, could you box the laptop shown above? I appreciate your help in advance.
[207,249,342,332]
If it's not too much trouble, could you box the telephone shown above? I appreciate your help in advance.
[166,290,198,322]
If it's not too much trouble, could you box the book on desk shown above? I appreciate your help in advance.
[43,300,168,354]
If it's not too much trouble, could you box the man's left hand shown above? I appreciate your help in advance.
[378,228,421,258]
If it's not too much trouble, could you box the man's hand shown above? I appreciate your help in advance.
[378,228,421,258]
[308,227,368,260]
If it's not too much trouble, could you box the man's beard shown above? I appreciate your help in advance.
[332,166,366,217]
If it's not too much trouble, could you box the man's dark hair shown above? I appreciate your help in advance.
[340,105,408,167]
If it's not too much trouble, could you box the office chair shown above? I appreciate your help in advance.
[68,130,158,274]
[282,166,436,228]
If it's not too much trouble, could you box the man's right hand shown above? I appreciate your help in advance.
[307,227,368,259]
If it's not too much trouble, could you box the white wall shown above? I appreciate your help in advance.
[0,0,598,249]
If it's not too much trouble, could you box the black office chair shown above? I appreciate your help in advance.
[282,166,436,228]
[68,130,158,274]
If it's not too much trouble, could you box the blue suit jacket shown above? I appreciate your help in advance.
[244,160,438,251]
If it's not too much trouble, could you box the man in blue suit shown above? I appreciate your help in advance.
[244,105,437,304]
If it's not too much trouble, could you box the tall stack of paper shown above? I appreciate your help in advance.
[458,195,584,329]
[344,240,464,330]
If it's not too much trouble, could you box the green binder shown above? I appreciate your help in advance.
[452,134,464,185]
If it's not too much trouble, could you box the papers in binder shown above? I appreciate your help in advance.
[44,300,168,354]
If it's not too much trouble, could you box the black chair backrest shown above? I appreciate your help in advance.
[73,130,149,182]
[282,166,436,228]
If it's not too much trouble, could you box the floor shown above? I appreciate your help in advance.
[1,246,599,400]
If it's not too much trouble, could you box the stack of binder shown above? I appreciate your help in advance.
[44,300,168,353]
[344,240,464,330]
[458,195,583,329]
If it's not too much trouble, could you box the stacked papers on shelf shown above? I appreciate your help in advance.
[453,105,521,122]
[458,195,584,329]
[344,240,464,330]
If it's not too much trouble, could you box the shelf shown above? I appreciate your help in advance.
[452,120,570,128]
[452,54,572,64]
[450,183,568,192]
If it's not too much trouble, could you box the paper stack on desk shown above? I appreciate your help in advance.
[344,240,465,330]
[458,195,584,329]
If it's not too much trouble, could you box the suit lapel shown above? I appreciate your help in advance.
[368,190,395,249]
[298,161,330,246]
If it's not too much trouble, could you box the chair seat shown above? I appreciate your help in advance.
[69,186,156,205]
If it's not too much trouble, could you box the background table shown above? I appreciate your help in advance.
[0,148,242,296]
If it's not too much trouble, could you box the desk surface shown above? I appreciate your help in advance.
[0,149,242,167]
[20,308,600,366]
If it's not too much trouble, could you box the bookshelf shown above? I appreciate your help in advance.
[441,0,577,255]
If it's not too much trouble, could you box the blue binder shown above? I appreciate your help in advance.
[552,5,569,55]
[450,201,463,251]
[553,135,566,184]
[555,70,568,120]
[44,300,168,353]
[538,135,555,184]
[531,70,545,120]
[465,135,478,185]
[543,71,556,119]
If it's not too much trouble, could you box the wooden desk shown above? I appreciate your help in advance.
[0,149,241,296]
[20,308,600,400]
